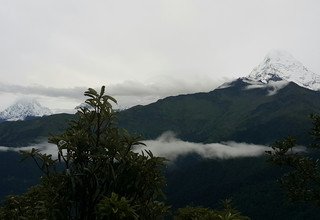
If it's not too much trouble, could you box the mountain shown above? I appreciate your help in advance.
[118,81,320,145]
[219,50,320,94]
[1,51,320,146]
[0,113,74,147]
[246,50,320,90]
[118,51,320,145]
[1,52,320,219]
[0,99,52,122]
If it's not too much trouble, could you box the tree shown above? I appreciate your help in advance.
[0,86,169,219]
[266,114,320,206]
[174,199,250,220]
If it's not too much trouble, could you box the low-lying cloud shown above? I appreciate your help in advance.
[244,79,289,96]
[135,131,271,161]
[0,141,58,156]
[1,132,304,162]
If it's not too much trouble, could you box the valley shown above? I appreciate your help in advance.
[1,51,320,219]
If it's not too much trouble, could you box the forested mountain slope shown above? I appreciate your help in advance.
[119,80,320,145]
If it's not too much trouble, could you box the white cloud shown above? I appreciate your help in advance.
[0,76,223,110]
[0,142,57,156]
[0,83,85,100]
[135,131,271,161]
[0,132,306,163]
[0,146,10,151]
[244,79,289,95]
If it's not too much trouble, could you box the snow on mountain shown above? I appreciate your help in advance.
[246,50,320,91]
[0,99,52,121]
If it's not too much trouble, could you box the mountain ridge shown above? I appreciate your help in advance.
[0,51,320,220]
[117,51,320,144]
[1,51,320,146]
[118,80,320,145]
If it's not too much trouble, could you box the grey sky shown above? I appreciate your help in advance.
[1,0,320,111]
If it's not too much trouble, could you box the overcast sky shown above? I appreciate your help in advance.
[1,0,320,112]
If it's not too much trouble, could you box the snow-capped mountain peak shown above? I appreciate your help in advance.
[247,50,320,91]
[0,99,52,121]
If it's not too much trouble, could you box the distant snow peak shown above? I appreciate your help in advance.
[246,50,320,91]
[0,99,52,121]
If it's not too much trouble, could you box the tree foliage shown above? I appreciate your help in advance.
[266,114,320,206]
[0,86,168,219]
[174,199,250,220]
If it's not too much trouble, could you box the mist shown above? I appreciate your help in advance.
[135,132,271,161]
[0,142,57,156]
[0,132,305,162]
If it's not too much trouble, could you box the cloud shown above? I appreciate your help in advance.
[0,83,85,100]
[0,146,10,151]
[1,0,320,112]
[0,141,57,156]
[0,76,222,99]
[135,131,271,161]
[0,132,305,163]
[1,137,268,162]
[0,76,223,110]
[244,79,289,96]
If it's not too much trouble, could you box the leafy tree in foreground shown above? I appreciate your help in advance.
[174,199,250,220]
[0,86,168,219]
[266,114,320,206]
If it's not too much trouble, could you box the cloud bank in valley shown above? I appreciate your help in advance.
[0,132,270,161]
[135,132,271,161]
[0,132,305,162]
[0,141,57,156]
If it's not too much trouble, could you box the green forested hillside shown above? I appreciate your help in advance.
[165,155,320,220]
[1,80,320,147]
[0,152,41,199]
[118,80,320,145]
[0,113,74,147]
[1,151,320,219]
[1,82,320,218]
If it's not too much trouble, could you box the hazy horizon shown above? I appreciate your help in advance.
[1,0,320,111]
